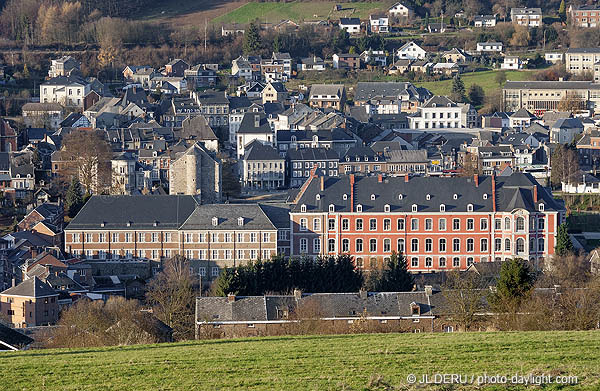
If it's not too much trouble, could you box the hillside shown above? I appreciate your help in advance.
[2,330,598,390]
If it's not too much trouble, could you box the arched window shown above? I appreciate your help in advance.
[342,238,350,252]
[516,217,525,231]
[397,238,405,253]
[356,257,364,268]
[467,238,474,252]
[383,238,391,252]
[505,238,511,252]
[425,257,433,267]
[411,238,419,252]
[370,239,377,252]
[313,238,321,253]
[538,238,545,252]
[356,238,363,252]
[328,238,336,252]
[504,217,511,230]
[516,238,525,253]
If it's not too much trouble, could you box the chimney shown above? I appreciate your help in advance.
[533,185,538,203]
[349,174,355,212]
[378,174,383,183]
[293,288,302,300]
[491,174,496,212]
[320,176,324,191]
[359,289,367,299]
[405,174,409,183]
[474,174,479,187]
[424,285,433,297]
[254,115,260,128]
[227,293,236,303]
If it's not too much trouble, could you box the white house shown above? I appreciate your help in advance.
[562,174,600,194]
[474,15,496,27]
[369,14,389,33]
[509,108,537,130]
[511,7,542,28]
[388,2,413,19]
[339,18,361,34]
[360,50,387,67]
[476,42,503,52]
[502,56,524,70]
[545,52,563,64]
[236,112,275,159]
[40,76,92,108]
[408,96,464,129]
[396,41,427,60]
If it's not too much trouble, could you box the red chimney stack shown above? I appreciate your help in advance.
[349,174,355,211]
[474,174,479,187]
[491,174,496,212]
[320,176,324,192]
[533,185,538,203]
[378,174,383,183]
[404,174,409,183]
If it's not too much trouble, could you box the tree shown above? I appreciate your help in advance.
[559,0,566,22]
[550,144,580,187]
[442,269,487,331]
[65,177,84,218]
[510,26,530,47]
[492,258,534,309]
[557,92,585,113]
[367,252,413,292]
[450,75,466,103]
[460,152,481,176]
[468,84,485,106]
[495,70,507,87]
[555,223,574,256]
[243,22,261,54]
[22,63,30,79]
[146,255,197,340]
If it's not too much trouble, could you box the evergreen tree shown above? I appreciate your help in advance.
[450,75,466,103]
[243,22,261,55]
[555,223,574,256]
[492,258,534,307]
[65,177,83,218]
[468,84,485,106]
[559,0,566,22]
[370,252,413,292]
[23,63,30,79]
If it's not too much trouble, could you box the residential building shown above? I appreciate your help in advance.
[408,96,464,129]
[308,84,346,111]
[221,23,246,36]
[561,174,600,193]
[442,48,471,63]
[568,5,600,28]
[40,76,93,108]
[545,52,564,64]
[164,59,190,77]
[0,277,59,327]
[476,42,503,52]
[169,143,221,202]
[332,53,361,70]
[297,56,326,71]
[360,50,387,67]
[289,173,564,270]
[271,52,293,79]
[48,56,80,78]
[277,129,357,157]
[474,15,496,27]
[565,48,600,75]
[502,56,524,70]
[180,115,219,152]
[287,148,339,187]
[396,41,427,60]
[242,140,285,190]
[576,129,600,166]
[184,65,218,88]
[369,14,389,33]
[0,120,17,152]
[354,82,432,114]
[111,151,147,195]
[22,103,64,130]
[509,108,537,130]
[228,96,257,145]
[550,118,584,144]
[339,18,361,34]
[476,146,514,175]
[237,112,275,158]
[511,8,542,27]
[262,82,288,104]
[388,2,414,19]
[231,56,254,80]
[192,89,230,128]
[432,63,460,76]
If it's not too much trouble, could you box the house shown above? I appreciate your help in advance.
[396,41,427,60]
[561,173,600,193]
[360,50,387,67]
[168,142,221,202]
[339,18,361,34]
[60,112,91,129]
[0,120,17,152]
[369,14,389,33]
[432,63,460,76]
[388,2,414,19]
[48,56,80,78]
[290,173,564,269]
[388,59,412,75]
[231,56,254,80]
[442,48,471,63]
[192,89,230,128]
[0,277,59,327]
[286,148,339,187]
[354,82,432,114]
[564,48,600,76]
[297,56,326,71]
[184,65,217,88]
[568,5,600,28]
[411,60,432,74]
[270,52,293,80]
[22,103,64,130]
[221,23,246,36]
[428,23,446,33]
[17,202,63,234]
[474,15,496,27]
[545,52,563,64]
[511,8,542,27]
[332,53,361,70]
[476,42,503,52]
[502,56,524,70]
[550,118,584,144]
[408,96,465,129]
[180,116,219,152]
[277,129,357,157]
[236,112,275,158]
[164,59,190,77]
[308,84,346,111]
[242,140,285,190]
[576,129,600,166]
[228,96,257,145]
[509,108,537,130]
[262,82,288,104]
[237,81,266,98]
[40,76,94,108]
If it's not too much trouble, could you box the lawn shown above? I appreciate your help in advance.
[416,69,534,96]
[2,330,599,390]
[213,1,388,24]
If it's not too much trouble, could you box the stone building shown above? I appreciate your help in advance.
[169,143,221,203]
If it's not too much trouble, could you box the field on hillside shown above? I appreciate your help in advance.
[2,330,599,390]
[417,69,534,96]
[213,1,388,24]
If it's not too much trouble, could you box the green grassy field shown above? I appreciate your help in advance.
[213,1,388,24]
[2,330,599,390]
[416,69,534,96]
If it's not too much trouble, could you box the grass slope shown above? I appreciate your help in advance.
[2,331,599,390]
[416,69,533,96]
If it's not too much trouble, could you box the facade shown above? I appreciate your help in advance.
[474,15,496,27]
[184,65,218,88]
[22,103,64,130]
[408,96,464,129]
[550,118,584,144]
[576,130,600,167]
[242,141,285,190]
[369,14,389,33]
[569,5,600,28]
[289,173,564,271]
[476,42,503,52]
[396,41,427,60]
[502,56,524,70]
[297,56,326,71]
[165,59,190,77]
[40,76,92,108]
[339,18,361,34]
[565,48,600,75]
[308,84,346,111]
[388,2,413,19]
[545,52,563,64]
[192,90,230,128]
[0,277,59,327]
[169,143,221,203]
[511,7,542,27]
[354,82,432,114]
[236,112,275,159]
[333,54,361,70]
[48,56,80,78]
[286,148,339,187]
[262,82,288,104]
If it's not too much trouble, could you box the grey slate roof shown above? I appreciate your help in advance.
[67,195,199,230]
[309,84,345,99]
[1,276,57,298]
[195,90,229,105]
[354,82,431,103]
[504,80,600,90]
[422,96,456,108]
[510,108,536,119]
[552,118,583,129]
[258,203,290,229]
[238,112,272,134]
[244,140,282,161]
[180,204,276,231]
[0,323,34,350]
[286,147,339,161]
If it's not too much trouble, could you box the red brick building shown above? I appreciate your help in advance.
[289,172,564,272]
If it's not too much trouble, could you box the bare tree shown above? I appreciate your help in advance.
[551,144,581,187]
[441,269,488,331]
[558,92,585,113]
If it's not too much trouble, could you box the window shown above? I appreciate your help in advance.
[329,204,335,213]
[504,217,511,230]
[356,257,364,268]
[424,238,432,252]
[439,257,446,267]
[237,233,243,243]
[495,219,501,230]
[212,217,218,226]
[328,239,336,252]
[411,218,419,231]
[505,239,511,252]
[452,219,460,231]
[516,238,525,253]
[480,218,488,231]
[151,233,158,243]
[440,204,446,212]
[453,238,460,252]
[356,239,364,252]
[211,267,219,277]
[439,238,446,252]
[467,257,474,266]
[453,257,460,268]
[467,219,474,230]
[263,232,270,243]
[397,238,405,253]
[495,238,502,252]
[356,219,363,231]
[412,204,418,212]
[313,218,321,231]
[384,219,391,231]
[212,250,219,260]
[516,217,525,232]
[237,249,244,260]
[467,204,473,212]
[356,204,363,212]
[411,257,419,267]
[342,218,349,231]
[342,238,350,252]
[411,238,419,252]
[425,257,432,267]
[397,218,405,230]
[538,238,545,252]
[369,218,377,231]
[313,238,321,253]
[164,232,171,243]
[425,218,433,231]
[300,238,308,253]
[481,238,488,252]
[328,218,336,231]
[300,218,307,231]
[384,238,391,252]
[467,238,474,252]
[439,218,446,231]
[369,239,377,252]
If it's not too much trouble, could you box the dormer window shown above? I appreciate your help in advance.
[329,204,335,213]
[384,204,390,212]
[410,302,420,316]
[374,156,378,161]
[126,221,132,227]
[357,204,363,212]
[346,156,350,162]
[212,217,218,226]
[343,194,348,200]
[440,204,445,212]
[370,194,376,200]
[100,222,106,228]
[453,194,458,200]
[412,204,418,212]
[426,194,431,200]
[539,203,545,212]
[398,194,403,200]
[300,204,307,212]
[483,194,488,200]
[238,217,244,226]
[467,204,473,212]
[365,157,369,162]
[316,194,321,201]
